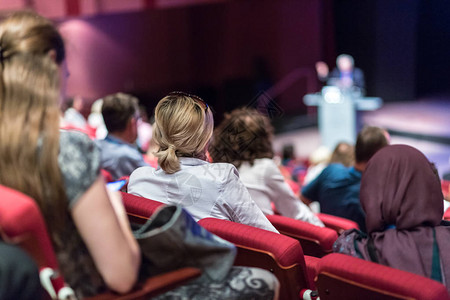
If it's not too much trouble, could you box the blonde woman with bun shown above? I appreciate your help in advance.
[129,92,280,299]
[128,92,278,233]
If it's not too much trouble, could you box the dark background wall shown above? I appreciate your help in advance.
[333,0,450,102]
[61,0,330,118]
[416,1,450,97]
[60,0,450,119]
[333,0,419,101]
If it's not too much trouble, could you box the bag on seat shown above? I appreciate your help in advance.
[134,205,236,282]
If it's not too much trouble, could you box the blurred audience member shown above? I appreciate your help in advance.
[96,93,148,180]
[304,142,354,213]
[301,127,389,232]
[136,105,153,153]
[279,144,309,190]
[209,108,324,227]
[303,146,331,186]
[129,93,278,233]
[62,95,87,128]
[329,142,355,167]
[281,144,296,167]
[334,145,450,292]
[0,11,140,297]
[88,98,108,139]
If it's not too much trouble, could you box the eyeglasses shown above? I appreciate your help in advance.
[167,91,209,113]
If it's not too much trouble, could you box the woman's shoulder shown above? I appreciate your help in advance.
[129,165,156,180]
[249,158,282,178]
[60,130,96,151]
[257,158,280,170]
[206,162,239,177]
[60,128,90,141]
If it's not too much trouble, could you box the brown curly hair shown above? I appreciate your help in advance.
[209,107,274,168]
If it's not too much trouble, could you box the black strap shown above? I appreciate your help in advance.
[367,237,379,263]
[431,228,443,283]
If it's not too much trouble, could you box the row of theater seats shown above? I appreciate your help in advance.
[121,192,450,300]
[0,185,201,300]
[1,182,450,299]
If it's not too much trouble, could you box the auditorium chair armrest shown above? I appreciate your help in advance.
[316,213,359,234]
[86,267,201,300]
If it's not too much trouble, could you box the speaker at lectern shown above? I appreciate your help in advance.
[303,86,383,150]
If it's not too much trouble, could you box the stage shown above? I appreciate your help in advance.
[272,99,450,177]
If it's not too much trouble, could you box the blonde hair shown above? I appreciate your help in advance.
[330,142,355,167]
[0,12,113,296]
[153,93,213,174]
[0,11,66,246]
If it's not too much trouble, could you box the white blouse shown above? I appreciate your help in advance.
[238,158,324,227]
[128,157,278,233]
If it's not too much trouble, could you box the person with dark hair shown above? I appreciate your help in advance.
[209,108,324,227]
[300,126,389,232]
[96,92,148,180]
[281,144,295,166]
[334,145,450,292]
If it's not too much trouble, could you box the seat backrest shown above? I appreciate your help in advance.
[120,192,165,224]
[316,253,450,300]
[0,185,70,299]
[442,180,450,200]
[266,214,338,257]
[198,218,312,300]
[444,207,450,221]
[101,169,114,183]
[116,176,130,192]
[0,187,201,300]
[315,213,359,234]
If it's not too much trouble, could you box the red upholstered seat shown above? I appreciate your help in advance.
[60,125,96,139]
[0,185,74,299]
[443,180,450,221]
[316,213,359,234]
[442,180,450,199]
[304,255,320,291]
[101,169,114,182]
[316,253,450,300]
[116,176,130,192]
[198,217,313,300]
[267,214,338,257]
[444,207,450,221]
[120,192,165,224]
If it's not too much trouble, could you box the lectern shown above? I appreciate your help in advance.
[304,86,382,150]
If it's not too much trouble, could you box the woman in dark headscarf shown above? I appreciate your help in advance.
[334,144,450,289]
